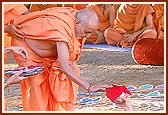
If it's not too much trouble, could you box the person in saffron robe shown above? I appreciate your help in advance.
[10,7,111,111]
[104,4,157,48]
[4,4,28,62]
[152,4,164,40]
[86,4,116,44]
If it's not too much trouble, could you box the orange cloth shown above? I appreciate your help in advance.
[11,7,86,111]
[113,4,121,13]
[152,4,164,40]
[4,4,28,25]
[86,5,112,44]
[4,33,12,62]
[90,5,111,32]
[105,4,157,47]
[4,4,28,62]
[29,4,59,12]
[73,4,87,10]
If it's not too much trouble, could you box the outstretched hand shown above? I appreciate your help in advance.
[5,71,27,86]
[115,93,134,111]
[5,46,28,60]
[88,84,112,92]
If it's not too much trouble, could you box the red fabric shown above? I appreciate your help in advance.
[106,84,131,102]
[132,38,164,65]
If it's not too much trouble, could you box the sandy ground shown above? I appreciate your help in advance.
[4,47,165,112]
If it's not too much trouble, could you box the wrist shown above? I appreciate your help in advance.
[87,84,92,92]
[4,47,11,54]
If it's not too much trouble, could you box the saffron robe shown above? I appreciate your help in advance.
[153,4,164,40]
[105,4,157,47]
[86,5,112,44]
[11,7,85,111]
[4,4,28,62]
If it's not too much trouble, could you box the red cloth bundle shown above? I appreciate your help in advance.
[106,84,131,102]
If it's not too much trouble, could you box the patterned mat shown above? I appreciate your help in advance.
[75,84,165,112]
[5,84,165,112]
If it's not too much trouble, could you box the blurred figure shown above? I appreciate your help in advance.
[152,4,164,40]
[86,4,116,44]
[104,4,157,48]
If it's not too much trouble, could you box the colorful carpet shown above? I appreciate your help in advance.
[5,84,165,112]
[75,84,165,112]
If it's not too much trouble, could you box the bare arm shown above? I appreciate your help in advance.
[125,14,154,43]
[133,14,153,36]
[56,41,110,92]
[56,41,90,90]
[108,4,115,28]
[4,71,26,89]
[115,94,134,111]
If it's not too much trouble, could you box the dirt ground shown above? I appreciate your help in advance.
[4,47,165,112]
[78,48,164,91]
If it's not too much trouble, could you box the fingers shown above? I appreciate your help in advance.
[11,46,28,60]
[119,96,127,102]
[98,84,112,92]
[13,70,23,77]
[119,94,130,102]
[101,84,112,89]
[15,33,25,41]
[20,49,28,60]
[20,52,27,60]
[7,70,26,85]
[12,24,25,40]
[98,88,106,92]
[90,84,112,92]
[7,71,23,83]
[14,32,25,41]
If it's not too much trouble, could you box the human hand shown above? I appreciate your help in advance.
[96,31,106,43]
[7,46,28,60]
[124,33,136,43]
[88,84,112,92]
[4,24,25,41]
[115,93,134,111]
[5,71,27,85]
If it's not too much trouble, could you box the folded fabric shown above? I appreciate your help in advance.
[106,84,131,102]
